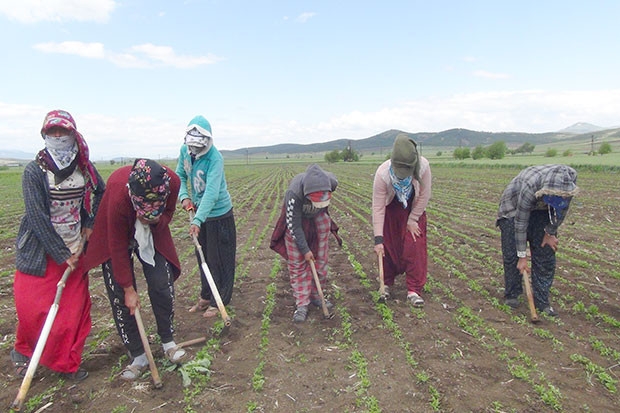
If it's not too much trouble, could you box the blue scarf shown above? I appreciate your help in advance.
[389,166,413,208]
[543,194,569,222]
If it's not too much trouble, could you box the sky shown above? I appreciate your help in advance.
[1,0,620,160]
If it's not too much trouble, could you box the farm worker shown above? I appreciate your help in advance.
[497,164,579,317]
[82,158,187,381]
[372,133,432,307]
[12,109,105,381]
[270,164,341,323]
[176,115,237,318]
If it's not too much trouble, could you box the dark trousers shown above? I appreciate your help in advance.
[498,210,556,310]
[196,213,236,307]
[102,250,176,358]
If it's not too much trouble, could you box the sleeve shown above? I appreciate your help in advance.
[22,164,72,264]
[175,147,190,203]
[106,197,135,288]
[371,169,388,244]
[513,184,537,255]
[285,191,310,255]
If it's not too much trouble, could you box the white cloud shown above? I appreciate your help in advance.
[472,70,510,79]
[0,0,116,23]
[297,12,316,23]
[130,44,223,68]
[2,89,620,159]
[33,41,105,59]
[32,41,222,69]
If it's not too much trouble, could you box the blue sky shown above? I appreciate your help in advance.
[1,0,619,160]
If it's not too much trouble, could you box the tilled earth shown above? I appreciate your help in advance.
[0,163,618,413]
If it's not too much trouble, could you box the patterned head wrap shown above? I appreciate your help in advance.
[307,190,331,208]
[127,158,171,220]
[36,110,98,214]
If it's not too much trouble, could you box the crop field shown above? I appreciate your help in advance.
[0,161,618,412]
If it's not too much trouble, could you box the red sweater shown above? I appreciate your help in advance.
[82,165,181,288]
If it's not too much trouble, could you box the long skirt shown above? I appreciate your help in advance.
[14,256,91,373]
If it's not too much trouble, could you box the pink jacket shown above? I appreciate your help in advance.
[372,157,432,238]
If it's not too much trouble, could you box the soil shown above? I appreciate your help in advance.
[0,164,618,413]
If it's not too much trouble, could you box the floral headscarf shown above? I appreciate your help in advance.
[127,158,171,220]
[36,109,98,214]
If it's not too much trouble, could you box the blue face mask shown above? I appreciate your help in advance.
[542,195,570,220]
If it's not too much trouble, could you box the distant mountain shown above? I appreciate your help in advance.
[221,126,618,157]
[558,122,605,134]
[0,149,34,160]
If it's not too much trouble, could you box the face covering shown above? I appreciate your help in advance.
[543,194,570,222]
[389,166,413,208]
[188,145,205,155]
[44,134,77,169]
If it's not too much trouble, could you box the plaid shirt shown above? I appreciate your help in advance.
[497,165,576,255]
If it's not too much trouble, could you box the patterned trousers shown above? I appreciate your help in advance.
[284,211,331,307]
[102,250,176,358]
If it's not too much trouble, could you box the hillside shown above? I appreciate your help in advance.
[220,127,620,158]
[2,126,618,163]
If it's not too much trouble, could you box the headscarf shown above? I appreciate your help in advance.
[389,166,413,208]
[127,158,171,221]
[36,109,98,214]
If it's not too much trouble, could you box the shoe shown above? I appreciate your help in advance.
[293,305,308,323]
[120,363,148,381]
[203,306,219,318]
[61,368,89,382]
[407,292,424,307]
[165,346,188,364]
[505,298,520,309]
[310,298,334,309]
[541,306,558,317]
[379,285,390,300]
[189,298,210,313]
[11,349,29,378]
